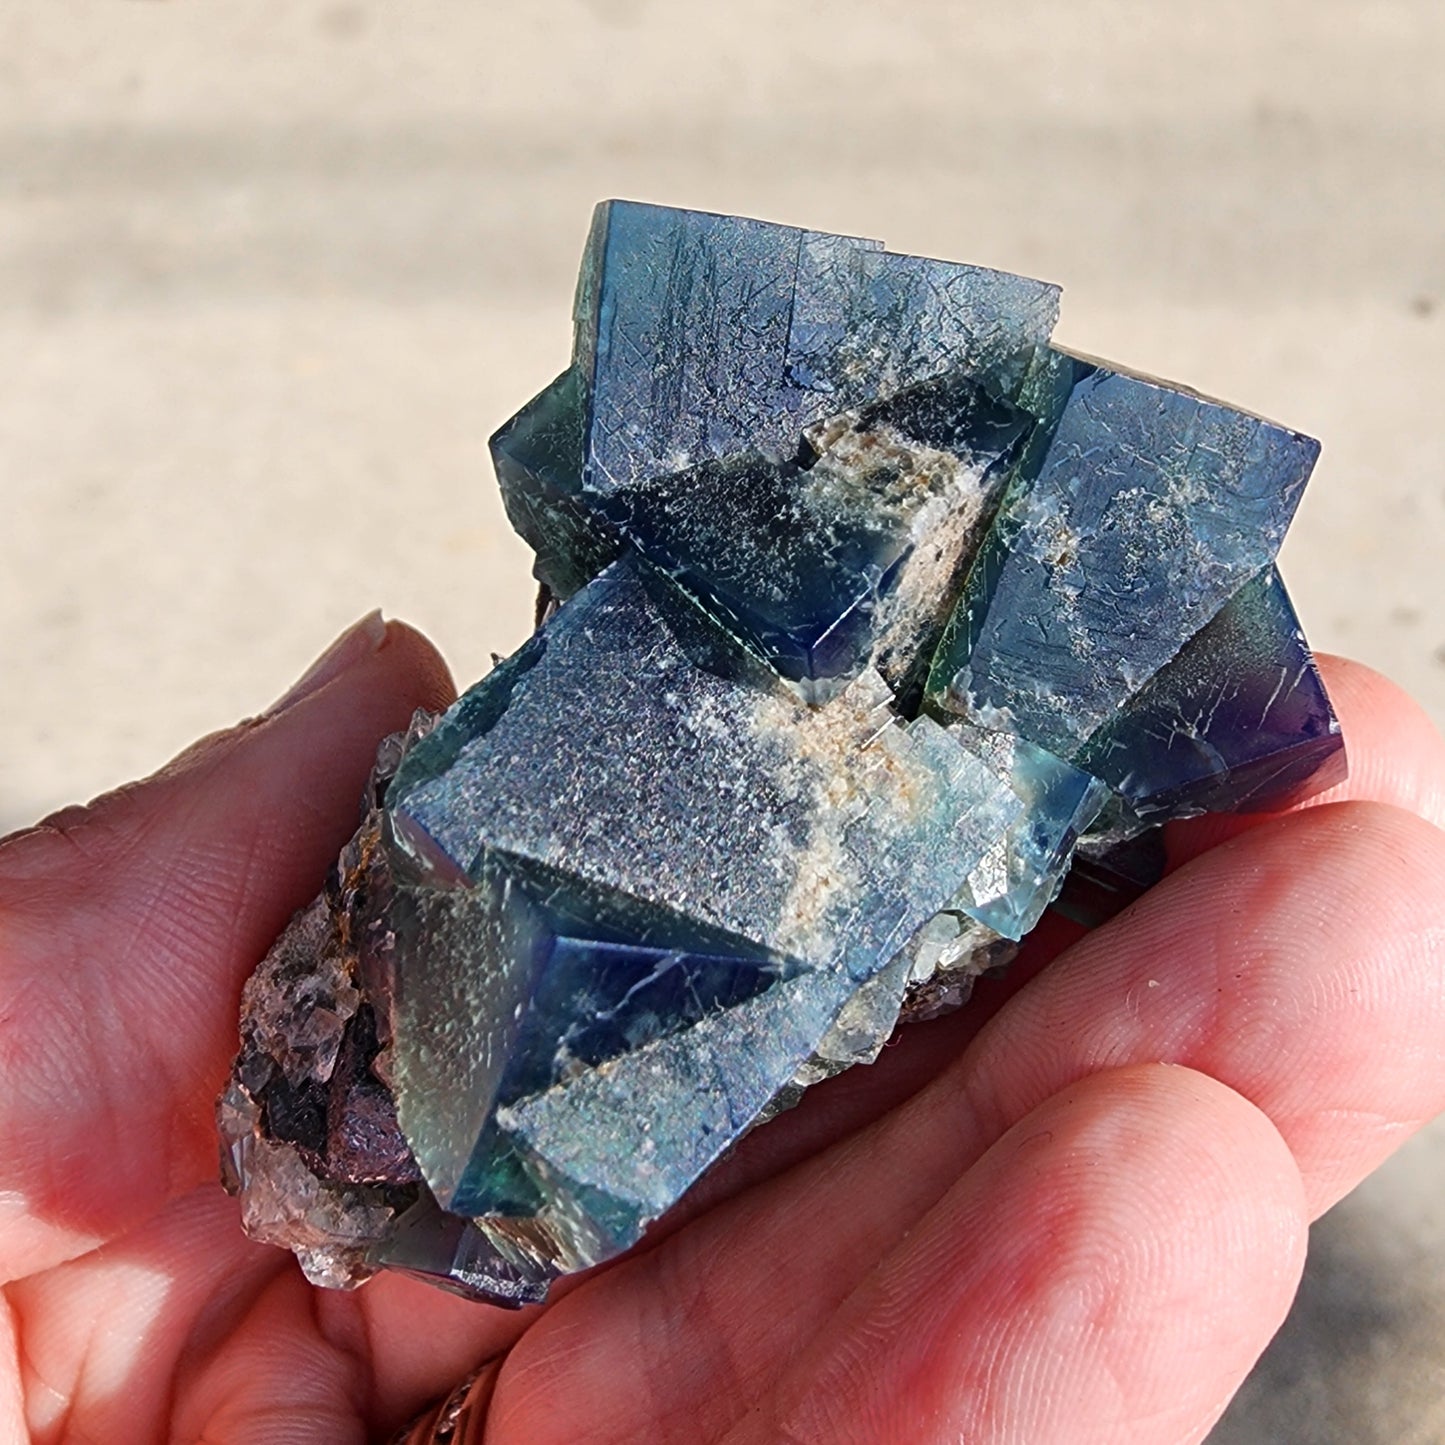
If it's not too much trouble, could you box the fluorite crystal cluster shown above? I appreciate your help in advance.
[220,201,1345,1304]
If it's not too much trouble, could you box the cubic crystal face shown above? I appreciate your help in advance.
[496,199,1058,698]
[927,349,1321,756]
[222,200,1345,1302]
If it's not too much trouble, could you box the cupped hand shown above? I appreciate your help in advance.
[2,617,1443,1445]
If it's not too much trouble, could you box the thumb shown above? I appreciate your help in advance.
[0,616,455,1282]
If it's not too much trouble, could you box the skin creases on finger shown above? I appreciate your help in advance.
[966,800,1445,1220]
[723,1064,1307,1445]
[5,1188,288,1445]
[169,1267,373,1445]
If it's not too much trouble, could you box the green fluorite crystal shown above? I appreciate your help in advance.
[221,201,1344,1302]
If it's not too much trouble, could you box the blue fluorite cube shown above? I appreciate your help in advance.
[379,561,1022,1258]
[928,349,1321,758]
[224,201,1347,1304]
[494,200,1060,696]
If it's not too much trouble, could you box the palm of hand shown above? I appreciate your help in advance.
[2,622,1443,1445]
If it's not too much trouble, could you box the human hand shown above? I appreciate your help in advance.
[2,617,1443,1444]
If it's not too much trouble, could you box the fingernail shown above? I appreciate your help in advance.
[269,610,388,716]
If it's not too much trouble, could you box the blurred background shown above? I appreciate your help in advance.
[1,2,1441,1439]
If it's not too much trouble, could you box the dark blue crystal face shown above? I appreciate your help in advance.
[574,201,1058,488]
[236,200,1346,1298]
[392,858,792,1243]
[492,369,610,600]
[1077,567,1345,818]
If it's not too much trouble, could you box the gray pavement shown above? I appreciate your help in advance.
[1,4,1442,1439]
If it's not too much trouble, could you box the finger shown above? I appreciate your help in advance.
[487,1066,1306,1445]
[967,801,1445,1217]
[170,1240,370,1445]
[5,1187,292,1445]
[1306,655,1445,825]
[483,797,1445,1438]
[719,1066,1307,1445]
[1169,654,1445,864]
[0,618,455,1280]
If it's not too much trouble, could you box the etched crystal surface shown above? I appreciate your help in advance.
[927,349,1321,755]
[222,200,1345,1302]
[496,200,1057,697]
[1076,566,1345,818]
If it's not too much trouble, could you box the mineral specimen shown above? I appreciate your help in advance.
[221,200,1345,1302]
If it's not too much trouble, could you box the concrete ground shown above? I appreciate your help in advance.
[1,3,1442,1439]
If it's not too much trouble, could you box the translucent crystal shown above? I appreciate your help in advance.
[387,565,1020,983]
[1077,566,1345,818]
[944,724,1110,939]
[496,200,1057,696]
[383,564,1021,1257]
[222,201,1345,1303]
[928,349,1322,757]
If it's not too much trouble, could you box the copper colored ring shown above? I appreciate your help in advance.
[389,1354,505,1445]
